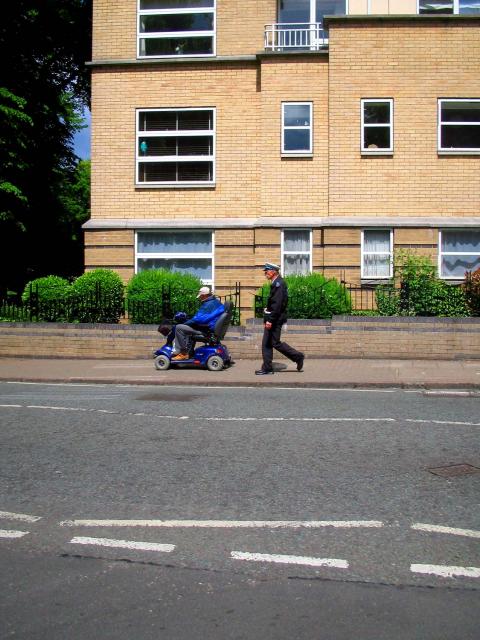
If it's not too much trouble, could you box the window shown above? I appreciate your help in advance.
[136,108,215,186]
[282,103,313,155]
[282,229,312,275]
[361,99,393,154]
[136,230,214,284]
[438,99,480,153]
[361,230,393,279]
[278,0,347,28]
[419,1,480,14]
[138,0,215,58]
[439,230,480,279]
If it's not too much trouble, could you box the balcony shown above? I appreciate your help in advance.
[264,23,328,52]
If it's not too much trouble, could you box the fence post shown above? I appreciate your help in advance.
[30,283,39,322]
[235,281,241,325]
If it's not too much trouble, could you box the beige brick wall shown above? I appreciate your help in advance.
[93,0,137,60]
[91,0,420,62]
[328,19,480,217]
[91,63,261,221]
[93,0,276,61]
[2,318,480,360]
[259,56,329,217]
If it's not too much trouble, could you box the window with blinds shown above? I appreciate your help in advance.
[138,0,215,58]
[136,108,215,185]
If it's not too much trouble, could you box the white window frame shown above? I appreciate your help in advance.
[137,0,216,59]
[135,230,215,287]
[437,98,480,154]
[281,102,313,156]
[281,229,313,275]
[438,229,480,280]
[361,99,393,155]
[418,1,480,14]
[361,229,393,280]
[136,107,216,187]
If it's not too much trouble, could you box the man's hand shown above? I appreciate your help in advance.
[265,321,272,329]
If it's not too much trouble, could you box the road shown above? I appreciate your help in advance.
[0,382,479,639]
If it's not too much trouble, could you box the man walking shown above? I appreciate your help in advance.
[255,262,304,375]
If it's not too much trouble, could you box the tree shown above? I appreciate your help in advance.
[0,1,92,295]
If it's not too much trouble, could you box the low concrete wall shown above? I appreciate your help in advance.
[1,316,480,360]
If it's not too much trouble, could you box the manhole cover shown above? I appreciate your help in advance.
[428,464,480,478]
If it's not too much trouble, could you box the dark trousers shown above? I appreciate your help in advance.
[261,322,302,372]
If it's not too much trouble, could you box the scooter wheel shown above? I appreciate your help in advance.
[206,355,224,371]
[154,354,170,371]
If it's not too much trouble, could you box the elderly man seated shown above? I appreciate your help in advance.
[172,286,225,361]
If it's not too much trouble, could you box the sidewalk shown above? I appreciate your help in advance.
[0,356,479,389]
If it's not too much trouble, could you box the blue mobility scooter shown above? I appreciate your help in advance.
[153,300,234,372]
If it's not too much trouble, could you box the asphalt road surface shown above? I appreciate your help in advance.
[0,381,479,639]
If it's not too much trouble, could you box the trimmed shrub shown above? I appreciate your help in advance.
[21,276,72,321]
[464,268,480,316]
[71,269,125,323]
[255,272,351,319]
[126,269,203,324]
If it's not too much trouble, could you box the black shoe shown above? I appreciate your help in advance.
[255,369,274,375]
[296,355,305,372]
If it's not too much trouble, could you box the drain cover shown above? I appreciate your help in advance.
[428,464,480,478]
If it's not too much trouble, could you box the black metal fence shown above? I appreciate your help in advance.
[0,281,242,325]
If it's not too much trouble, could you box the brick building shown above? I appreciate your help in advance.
[84,0,480,319]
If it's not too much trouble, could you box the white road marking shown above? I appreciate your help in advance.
[231,551,349,568]
[204,417,395,423]
[0,404,22,408]
[412,523,480,539]
[0,404,395,423]
[26,405,89,412]
[5,403,480,429]
[406,418,480,427]
[0,510,41,523]
[411,564,480,579]
[0,529,29,539]
[60,519,384,529]
[423,391,473,396]
[69,536,175,553]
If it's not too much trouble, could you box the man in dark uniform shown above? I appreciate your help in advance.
[255,262,304,375]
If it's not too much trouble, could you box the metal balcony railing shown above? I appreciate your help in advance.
[264,23,328,52]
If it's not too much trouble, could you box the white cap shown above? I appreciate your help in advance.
[196,286,211,298]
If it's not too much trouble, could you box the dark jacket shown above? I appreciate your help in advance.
[186,295,225,331]
[265,275,288,324]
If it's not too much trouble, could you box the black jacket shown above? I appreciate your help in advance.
[265,275,288,324]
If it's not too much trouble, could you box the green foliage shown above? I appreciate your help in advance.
[375,251,469,317]
[71,269,124,323]
[350,309,380,317]
[58,159,91,242]
[21,275,72,303]
[0,88,33,228]
[432,281,469,317]
[21,275,72,321]
[255,273,351,319]
[463,268,480,316]
[126,270,203,324]
[375,283,400,316]
[0,1,92,294]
